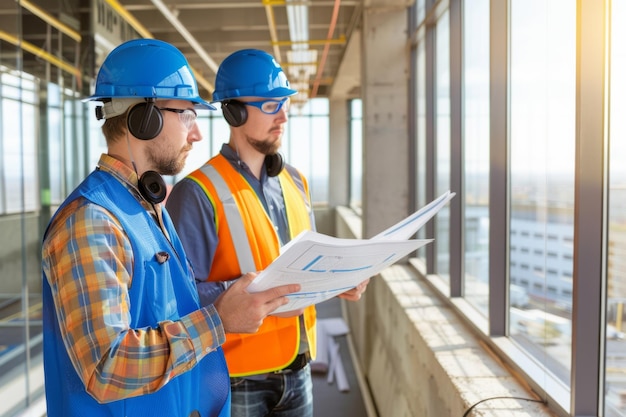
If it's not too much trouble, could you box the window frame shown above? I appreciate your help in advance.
[409,0,610,415]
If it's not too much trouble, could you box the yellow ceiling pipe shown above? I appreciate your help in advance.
[19,0,81,42]
[103,0,153,39]
[271,34,346,47]
[282,61,318,67]
[102,0,214,93]
[262,0,283,62]
[0,30,81,79]
[316,76,334,85]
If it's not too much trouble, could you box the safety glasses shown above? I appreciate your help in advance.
[159,107,198,130]
[241,98,290,115]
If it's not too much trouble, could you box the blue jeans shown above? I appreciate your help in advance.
[230,364,313,417]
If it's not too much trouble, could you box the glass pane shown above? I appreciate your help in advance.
[284,98,330,204]
[0,7,47,412]
[48,83,63,205]
[509,0,575,386]
[3,99,38,213]
[415,40,427,261]
[211,111,230,155]
[350,99,363,208]
[415,0,426,24]
[463,0,490,316]
[606,0,626,413]
[435,10,451,279]
[309,115,329,203]
[308,97,329,115]
[87,101,107,174]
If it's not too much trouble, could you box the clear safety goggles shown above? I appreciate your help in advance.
[159,107,198,130]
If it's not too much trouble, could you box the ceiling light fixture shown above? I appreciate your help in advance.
[285,0,315,109]
[286,0,308,49]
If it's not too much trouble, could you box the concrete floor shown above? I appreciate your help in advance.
[312,297,370,417]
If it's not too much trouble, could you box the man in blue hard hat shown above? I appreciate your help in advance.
[41,39,301,417]
[167,49,369,417]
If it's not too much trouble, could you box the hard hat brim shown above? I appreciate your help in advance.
[83,95,217,111]
[211,87,298,103]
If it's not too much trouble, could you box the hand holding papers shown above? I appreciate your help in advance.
[248,191,455,313]
[248,232,431,312]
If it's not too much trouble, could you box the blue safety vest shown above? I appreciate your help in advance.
[42,169,230,417]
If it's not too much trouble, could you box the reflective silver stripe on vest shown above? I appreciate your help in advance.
[200,164,256,274]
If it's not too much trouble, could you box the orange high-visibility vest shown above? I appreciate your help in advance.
[188,154,316,376]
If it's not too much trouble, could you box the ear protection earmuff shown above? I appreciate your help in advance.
[127,99,163,140]
[138,170,167,204]
[222,100,248,127]
[265,153,285,177]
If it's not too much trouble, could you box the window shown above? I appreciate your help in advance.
[1,72,39,213]
[463,0,490,315]
[349,99,362,208]
[435,9,451,279]
[415,39,427,261]
[285,98,330,204]
[509,0,576,385]
[416,1,614,414]
[606,0,626,413]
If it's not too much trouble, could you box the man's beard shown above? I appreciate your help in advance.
[147,144,190,176]
[246,135,281,156]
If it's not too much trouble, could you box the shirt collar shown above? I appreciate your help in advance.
[98,154,140,187]
[97,153,151,209]
[220,143,269,182]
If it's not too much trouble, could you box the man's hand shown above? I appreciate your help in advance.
[338,278,370,301]
[214,272,301,334]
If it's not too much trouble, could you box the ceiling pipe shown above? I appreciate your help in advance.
[271,35,345,47]
[311,0,340,98]
[104,0,152,38]
[0,30,81,79]
[104,0,214,93]
[20,0,81,42]
[150,0,219,75]
[263,0,282,61]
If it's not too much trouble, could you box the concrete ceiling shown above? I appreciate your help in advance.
[0,0,362,102]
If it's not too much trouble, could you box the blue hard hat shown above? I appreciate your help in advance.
[212,49,297,102]
[86,38,215,110]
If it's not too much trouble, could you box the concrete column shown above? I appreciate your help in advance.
[328,98,350,208]
[361,3,410,239]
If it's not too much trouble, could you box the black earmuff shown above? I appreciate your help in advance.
[138,170,167,204]
[222,100,248,127]
[127,100,163,140]
[265,153,285,177]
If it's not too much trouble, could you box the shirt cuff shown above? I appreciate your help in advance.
[181,304,226,359]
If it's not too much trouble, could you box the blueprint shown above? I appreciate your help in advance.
[371,190,455,240]
[247,190,455,313]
